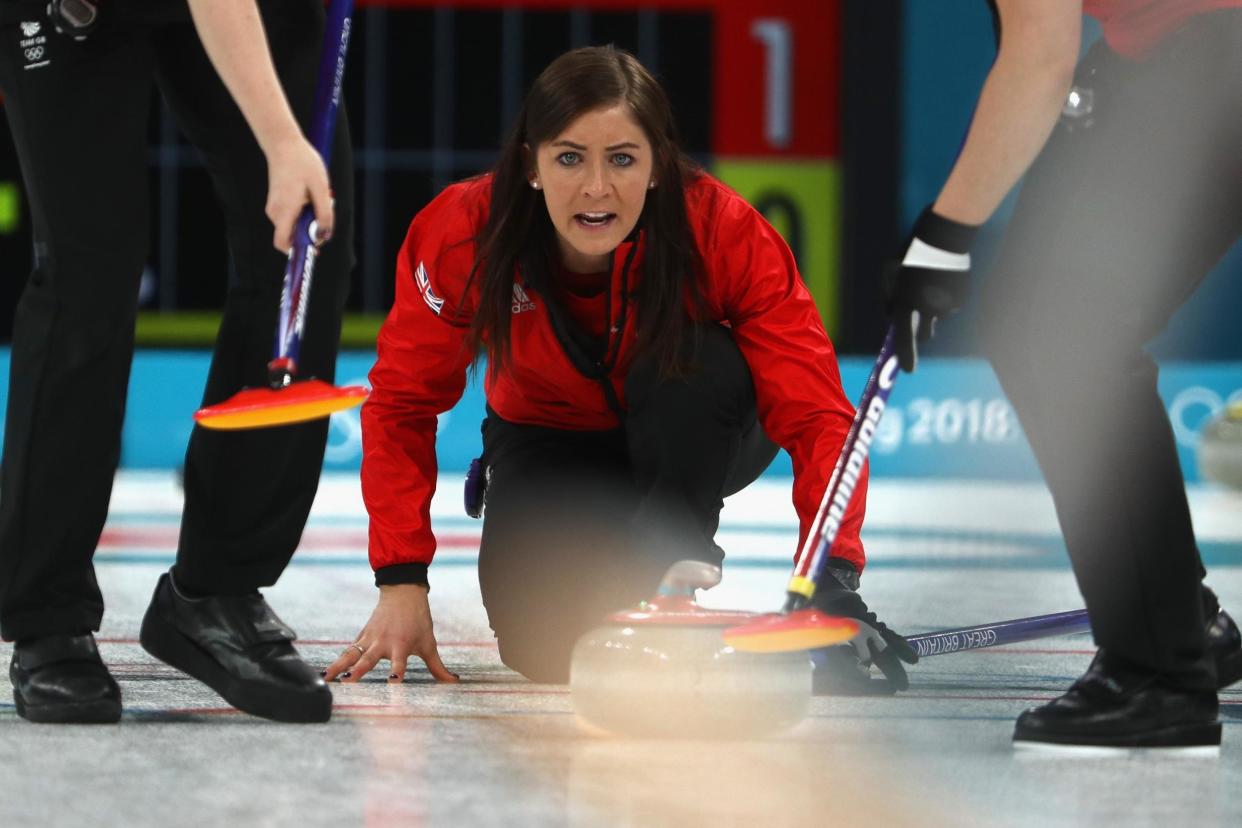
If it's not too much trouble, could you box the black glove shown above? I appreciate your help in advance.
[886,206,979,373]
[811,560,918,695]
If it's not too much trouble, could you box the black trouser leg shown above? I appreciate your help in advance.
[979,18,1242,689]
[625,323,779,560]
[478,325,776,682]
[476,419,648,683]
[153,1,354,594]
[0,18,155,641]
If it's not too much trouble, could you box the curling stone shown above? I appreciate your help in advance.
[569,560,813,738]
[1199,403,1242,490]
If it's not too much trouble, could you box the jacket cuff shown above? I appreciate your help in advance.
[825,557,861,591]
[913,206,980,254]
[374,563,430,589]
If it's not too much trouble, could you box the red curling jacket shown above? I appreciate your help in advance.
[362,172,868,580]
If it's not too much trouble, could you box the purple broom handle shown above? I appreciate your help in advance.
[780,325,1093,655]
[907,609,1091,658]
[307,0,353,162]
[271,0,354,385]
[784,326,901,609]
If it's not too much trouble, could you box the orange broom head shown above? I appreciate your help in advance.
[194,379,368,430]
[722,608,859,653]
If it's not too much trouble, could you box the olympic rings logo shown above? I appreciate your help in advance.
[1169,386,1242,448]
[24,46,43,61]
[323,387,447,466]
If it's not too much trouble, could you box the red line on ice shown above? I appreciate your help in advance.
[97,526,479,550]
[98,637,497,648]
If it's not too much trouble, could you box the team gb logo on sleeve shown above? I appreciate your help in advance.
[19,21,50,70]
[415,261,444,315]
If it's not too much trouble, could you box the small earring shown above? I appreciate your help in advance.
[648,180,656,189]
[530,180,541,190]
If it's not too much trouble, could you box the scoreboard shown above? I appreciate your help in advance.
[706,0,842,334]
[0,1,844,338]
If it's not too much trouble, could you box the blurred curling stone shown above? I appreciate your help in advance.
[569,560,813,738]
[1199,403,1242,489]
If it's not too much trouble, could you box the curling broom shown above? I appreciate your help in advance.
[194,0,366,430]
[725,325,902,652]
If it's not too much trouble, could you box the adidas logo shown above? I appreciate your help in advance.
[512,282,535,314]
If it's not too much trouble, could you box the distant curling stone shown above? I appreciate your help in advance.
[569,560,812,738]
[1199,404,1242,490]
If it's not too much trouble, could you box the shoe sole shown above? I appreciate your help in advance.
[1014,742,1220,758]
[13,689,121,724]
[140,604,332,724]
[1013,720,1221,749]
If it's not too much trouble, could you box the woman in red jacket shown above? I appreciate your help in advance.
[326,46,915,690]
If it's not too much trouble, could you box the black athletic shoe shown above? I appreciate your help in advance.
[10,633,121,724]
[140,572,332,723]
[1203,587,1242,689]
[1013,652,1220,749]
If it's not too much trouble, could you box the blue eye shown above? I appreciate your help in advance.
[612,153,634,167]
[556,152,580,166]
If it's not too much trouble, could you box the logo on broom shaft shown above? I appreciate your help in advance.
[293,244,317,339]
[331,20,351,108]
[819,355,897,543]
[912,628,998,657]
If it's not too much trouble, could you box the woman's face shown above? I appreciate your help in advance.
[531,103,656,274]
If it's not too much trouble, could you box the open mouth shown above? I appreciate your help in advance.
[574,212,617,230]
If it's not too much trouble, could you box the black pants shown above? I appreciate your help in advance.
[0,1,354,641]
[477,325,778,682]
[979,13,1242,690]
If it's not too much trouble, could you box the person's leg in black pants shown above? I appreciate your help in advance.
[980,19,1242,694]
[476,419,640,683]
[128,3,344,722]
[152,0,355,594]
[477,324,777,682]
[625,323,779,557]
[0,18,157,641]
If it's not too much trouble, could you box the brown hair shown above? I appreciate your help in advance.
[465,45,705,378]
